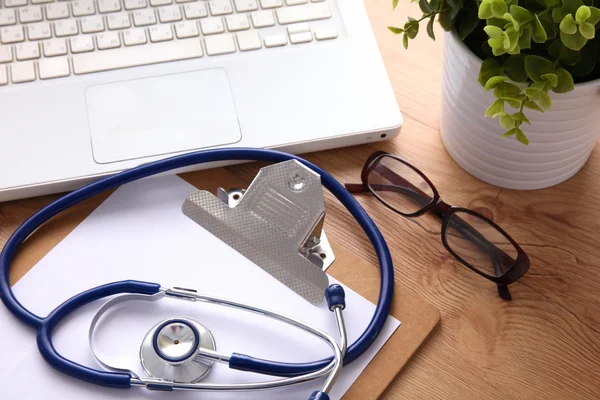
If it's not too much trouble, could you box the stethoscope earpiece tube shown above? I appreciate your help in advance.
[0,148,394,390]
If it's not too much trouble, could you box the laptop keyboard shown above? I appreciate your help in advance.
[0,0,338,85]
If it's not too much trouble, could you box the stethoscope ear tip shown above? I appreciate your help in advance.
[325,284,346,311]
[308,390,331,400]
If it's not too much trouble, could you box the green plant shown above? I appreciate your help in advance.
[388,0,600,144]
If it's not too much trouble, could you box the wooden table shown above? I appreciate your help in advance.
[1,1,599,399]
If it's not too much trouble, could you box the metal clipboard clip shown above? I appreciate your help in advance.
[182,160,335,304]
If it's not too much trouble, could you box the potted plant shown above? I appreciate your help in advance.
[389,0,600,189]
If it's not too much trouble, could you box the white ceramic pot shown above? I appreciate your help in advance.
[440,30,600,190]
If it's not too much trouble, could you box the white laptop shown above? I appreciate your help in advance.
[0,0,402,202]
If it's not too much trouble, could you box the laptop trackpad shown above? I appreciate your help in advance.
[85,68,242,164]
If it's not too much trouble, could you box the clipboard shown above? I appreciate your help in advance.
[9,167,440,400]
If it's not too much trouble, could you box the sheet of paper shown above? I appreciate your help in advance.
[0,175,399,400]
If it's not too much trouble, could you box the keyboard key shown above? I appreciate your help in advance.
[19,6,44,23]
[122,27,147,45]
[184,2,208,19]
[287,0,307,4]
[276,3,330,24]
[176,0,195,3]
[124,0,147,10]
[107,12,131,29]
[27,21,52,39]
[31,0,53,4]
[98,0,121,13]
[158,5,182,23]
[0,45,13,62]
[200,17,223,34]
[250,10,274,28]
[209,0,233,15]
[174,20,199,38]
[289,31,311,44]
[1,25,25,43]
[314,27,337,40]
[54,19,79,36]
[73,37,203,74]
[0,65,7,85]
[149,24,173,42]
[39,57,70,79]
[236,30,260,51]
[286,22,308,34]
[70,35,95,52]
[263,34,286,47]
[43,38,68,56]
[72,0,96,17]
[133,9,157,26]
[149,0,172,5]
[225,14,249,31]
[81,15,105,33]
[46,3,70,20]
[234,0,257,12]
[0,9,17,26]
[204,33,235,55]
[5,0,28,7]
[16,42,40,59]
[260,0,282,8]
[97,31,121,49]
[11,61,36,83]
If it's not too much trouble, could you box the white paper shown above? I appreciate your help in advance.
[0,175,399,400]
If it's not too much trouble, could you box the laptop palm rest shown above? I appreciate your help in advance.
[85,68,242,164]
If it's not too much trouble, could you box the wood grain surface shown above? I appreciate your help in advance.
[0,1,599,399]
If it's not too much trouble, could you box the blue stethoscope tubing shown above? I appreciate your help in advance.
[0,148,394,389]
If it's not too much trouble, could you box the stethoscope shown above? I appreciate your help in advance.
[0,148,394,400]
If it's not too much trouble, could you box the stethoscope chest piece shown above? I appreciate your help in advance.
[140,317,216,383]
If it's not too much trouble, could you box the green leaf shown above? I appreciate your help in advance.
[501,97,522,108]
[579,22,595,39]
[561,30,589,50]
[576,5,592,22]
[478,58,503,86]
[532,14,548,42]
[552,68,575,93]
[392,0,399,9]
[403,32,409,48]
[525,55,554,82]
[439,5,453,30]
[571,39,598,76]
[499,113,516,129]
[485,99,505,117]
[388,26,404,34]
[503,12,521,31]
[504,54,528,81]
[479,2,494,19]
[430,0,441,11]
[459,3,480,39]
[502,127,518,137]
[539,91,552,109]
[491,0,508,17]
[426,16,436,39]
[516,129,530,145]
[588,7,600,24]
[513,112,531,124]
[419,0,433,13]
[560,14,578,34]
[484,25,504,38]
[524,99,545,112]
[484,75,509,90]
[518,25,533,49]
[525,86,542,100]
[537,11,557,39]
[510,5,533,24]
[541,73,558,87]
[494,81,522,97]
[553,0,584,23]
[548,39,582,65]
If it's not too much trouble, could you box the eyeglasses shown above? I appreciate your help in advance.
[345,151,530,300]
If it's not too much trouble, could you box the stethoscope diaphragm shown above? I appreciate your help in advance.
[140,317,216,383]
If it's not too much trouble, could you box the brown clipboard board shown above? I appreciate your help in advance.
[9,167,440,400]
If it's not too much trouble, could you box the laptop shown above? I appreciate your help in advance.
[0,0,402,202]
